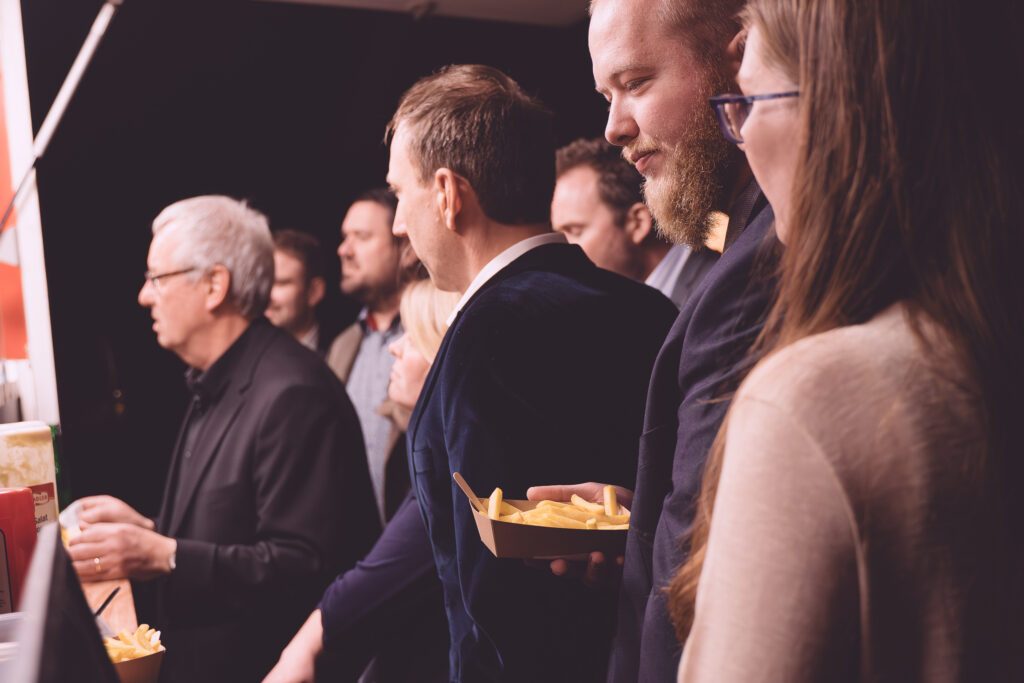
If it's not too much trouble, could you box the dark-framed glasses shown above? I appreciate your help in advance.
[709,91,800,144]
[143,267,197,295]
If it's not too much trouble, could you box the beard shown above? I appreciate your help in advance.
[634,71,739,249]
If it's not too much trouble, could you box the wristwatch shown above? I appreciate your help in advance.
[167,549,177,573]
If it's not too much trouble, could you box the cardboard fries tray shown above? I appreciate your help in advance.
[454,474,627,559]
[112,649,165,683]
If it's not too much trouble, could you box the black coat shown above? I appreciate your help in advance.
[608,189,779,682]
[408,242,678,681]
[149,320,380,683]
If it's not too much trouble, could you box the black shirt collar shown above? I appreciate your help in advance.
[184,319,261,410]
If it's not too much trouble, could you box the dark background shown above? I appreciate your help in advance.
[20,0,606,515]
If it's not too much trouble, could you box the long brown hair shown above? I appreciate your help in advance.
[668,0,1024,640]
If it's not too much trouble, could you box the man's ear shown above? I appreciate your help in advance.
[724,27,747,83]
[205,265,232,312]
[623,202,655,246]
[306,276,326,308]
[434,168,464,233]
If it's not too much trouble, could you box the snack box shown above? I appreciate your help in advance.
[112,649,165,683]
[455,475,627,559]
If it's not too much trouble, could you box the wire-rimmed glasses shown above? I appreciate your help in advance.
[143,267,197,296]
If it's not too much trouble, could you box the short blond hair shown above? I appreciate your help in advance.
[399,280,460,363]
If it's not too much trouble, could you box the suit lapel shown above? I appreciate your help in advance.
[166,393,248,536]
[165,324,273,536]
[407,243,589,450]
[407,311,458,451]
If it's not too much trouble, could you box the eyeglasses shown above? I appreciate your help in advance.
[143,267,197,296]
[708,91,800,144]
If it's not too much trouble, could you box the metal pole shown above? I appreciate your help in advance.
[0,0,124,232]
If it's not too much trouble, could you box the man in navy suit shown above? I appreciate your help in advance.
[267,65,676,682]
[531,0,781,680]
[388,65,677,680]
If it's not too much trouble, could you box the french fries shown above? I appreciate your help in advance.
[481,485,630,530]
[488,488,504,520]
[603,485,618,516]
[103,625,164,663]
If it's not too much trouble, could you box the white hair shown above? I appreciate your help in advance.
[152,195,274,319]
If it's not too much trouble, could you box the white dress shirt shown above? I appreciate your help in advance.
[447,232,567,325]
[644,244,692,302]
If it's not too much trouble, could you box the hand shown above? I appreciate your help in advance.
[527,482,634,510]
[77,495,155,530]
[263,610,324,683]
[67,523,176,582]
[526,482,633,589]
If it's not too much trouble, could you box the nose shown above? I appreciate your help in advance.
[605,98,640,147]
[392,220,407,238]
[139,279,155,307]
[388,335,404,359]
[337,237,351,259]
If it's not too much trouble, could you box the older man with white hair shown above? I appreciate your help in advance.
[67,195,380,683]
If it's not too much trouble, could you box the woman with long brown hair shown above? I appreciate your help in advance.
[671,0,1024,680]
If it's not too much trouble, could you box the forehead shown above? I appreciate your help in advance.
[589,0,669,79]
[147,228,178,266]
[737,26,763,85]
[343,201,392,234]
[738,26,795,90]
[386,125,417,183]
[274,249,304,272]
[554,166,602,205]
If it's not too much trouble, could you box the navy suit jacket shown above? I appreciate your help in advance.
[407,242,677,681]
[608,189,779,682]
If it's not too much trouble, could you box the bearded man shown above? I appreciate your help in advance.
[528,0,782,680]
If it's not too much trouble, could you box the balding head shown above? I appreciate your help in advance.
[590,0,745,67]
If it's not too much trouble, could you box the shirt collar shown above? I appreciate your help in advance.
[184,319,258,410]
[298,323,320,351]
[447,232,567,326]
[358,307,402,335]
[644,243,691,298]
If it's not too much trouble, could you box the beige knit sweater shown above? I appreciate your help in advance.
[678,304,1020,682]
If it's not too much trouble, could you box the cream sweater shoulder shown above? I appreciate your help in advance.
[678,304,1016,683]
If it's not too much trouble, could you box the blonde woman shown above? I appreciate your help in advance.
[383,279,461,431]
[266,279,459,683]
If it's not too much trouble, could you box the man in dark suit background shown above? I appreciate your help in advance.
[68,195,380,682]
[388,65,678,681]
[266,65,676,683]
